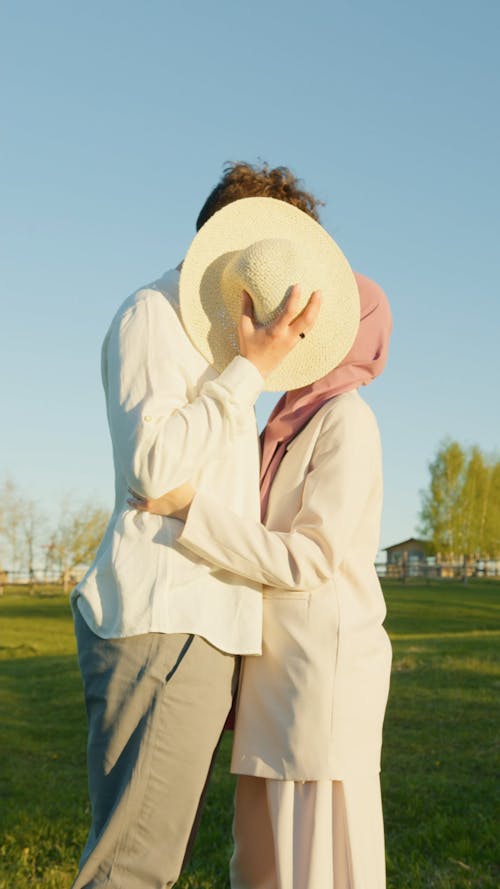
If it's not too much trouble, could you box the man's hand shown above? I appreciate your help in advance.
[127,482,196,522]
[238,285,321,379]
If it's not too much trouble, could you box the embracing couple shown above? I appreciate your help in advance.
[70,162,393,889]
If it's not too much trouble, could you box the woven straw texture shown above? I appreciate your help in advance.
[179,197,360,391]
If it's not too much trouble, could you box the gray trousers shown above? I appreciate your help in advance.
[72,607,238,889]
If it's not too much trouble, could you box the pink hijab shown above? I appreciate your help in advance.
[259,273,393,519]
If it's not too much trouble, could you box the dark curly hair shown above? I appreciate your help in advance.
[196,161,324,231]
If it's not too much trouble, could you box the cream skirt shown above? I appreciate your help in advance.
[230,775,386,889]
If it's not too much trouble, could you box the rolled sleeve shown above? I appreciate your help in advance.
[103,291,264,499]
[212,356,265,407]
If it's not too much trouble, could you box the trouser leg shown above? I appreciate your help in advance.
[265,780,334,889]
[230,776,277,889]
[231,775,386,889]
[333,775,386,889]
[72,608,237,889]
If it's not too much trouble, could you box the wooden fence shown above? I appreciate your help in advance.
[375,559,500,581]
[2,561,500,594]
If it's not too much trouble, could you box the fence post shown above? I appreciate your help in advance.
[402,552,408,584]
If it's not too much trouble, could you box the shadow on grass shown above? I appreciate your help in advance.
[0,651,89,888]
[0,599,73,622]
[383,581,500,640]
[381,630,500,888]
[0,653,87,822]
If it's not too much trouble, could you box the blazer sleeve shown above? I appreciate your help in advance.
[178,397,382,591]
[103,291,263,499]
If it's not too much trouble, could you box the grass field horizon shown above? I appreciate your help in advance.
[1,581,499,888]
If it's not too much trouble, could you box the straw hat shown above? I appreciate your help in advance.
[179,197,360,391]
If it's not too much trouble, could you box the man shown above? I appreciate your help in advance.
[71,162,323,889]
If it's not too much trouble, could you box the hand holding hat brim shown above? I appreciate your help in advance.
[179,197,360,391]
[238,286,322,380]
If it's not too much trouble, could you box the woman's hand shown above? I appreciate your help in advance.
[238,285,321,379]
[127,482,196,521]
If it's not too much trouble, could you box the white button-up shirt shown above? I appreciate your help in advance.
[72,269,264,654]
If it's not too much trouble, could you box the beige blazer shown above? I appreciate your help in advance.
[179,390,392,780]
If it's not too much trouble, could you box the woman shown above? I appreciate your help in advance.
[128,267,393,889]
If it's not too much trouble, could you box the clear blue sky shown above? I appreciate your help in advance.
[1,0,499,552]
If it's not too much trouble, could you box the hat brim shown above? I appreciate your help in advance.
[179,197,360,391]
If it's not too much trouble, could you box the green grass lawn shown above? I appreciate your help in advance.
[1,581,499,888]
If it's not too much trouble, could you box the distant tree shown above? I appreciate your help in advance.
[420,440,500,566]
[0,480,46,586]
[20,498,47,591]
[459,447,490,559]
[420,440,466,559]
[0,478,25,575]
[49,499,109,593]
[484,461,500,559]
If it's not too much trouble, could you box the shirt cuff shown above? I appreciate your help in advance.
[214,356,265,407]
[178,492,220,561]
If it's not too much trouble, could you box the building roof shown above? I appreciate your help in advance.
[383,537,429,552]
